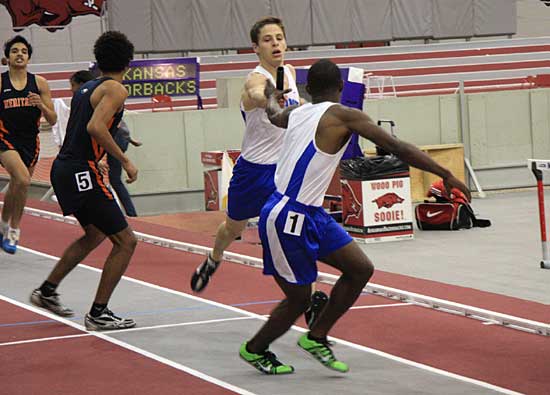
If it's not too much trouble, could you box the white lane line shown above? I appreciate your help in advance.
[15,245,521,395]
[350,302,413,310]
[0,333,89,347]
[19,205,550,336]
[0,316,260,348]
[0,294,256,395]
[120,315,261,334]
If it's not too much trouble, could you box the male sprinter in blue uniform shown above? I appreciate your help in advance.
[191,17,300,293]
[30,31,139,331]
[190,16,328,328]
[0,35,57,253]
[239,59,470,374]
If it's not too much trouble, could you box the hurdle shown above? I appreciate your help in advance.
[528,159,550,269]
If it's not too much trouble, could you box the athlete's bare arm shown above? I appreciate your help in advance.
[87,80,137,183]
[241,73,269,111]
[323,105,471,200]
[264,80,297,128]
[30,75,57,126]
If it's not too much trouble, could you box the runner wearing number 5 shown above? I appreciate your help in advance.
[30,31,139,331]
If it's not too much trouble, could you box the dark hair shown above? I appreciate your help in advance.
[250,16,285,44]
[307,59,342,97]
[93,31,134,73]
[70,70,94,85]
[3,35,32,59]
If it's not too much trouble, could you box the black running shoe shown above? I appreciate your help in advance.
[85,308,136,331]
[30,289,74,317]
[190,254,220,292]
[304,290,329,328]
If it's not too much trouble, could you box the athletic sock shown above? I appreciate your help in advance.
[7,227,20,238]
[39,281,58,297]
[90,303,107,317]
[307,332,328,343]
[0,221,8,235]
[245,342,265,355]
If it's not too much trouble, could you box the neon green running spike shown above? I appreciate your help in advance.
[239,342,294,375]
[298,333,349,373]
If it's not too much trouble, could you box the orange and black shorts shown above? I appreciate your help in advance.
[51,158,127,236]
[0,134,40,168]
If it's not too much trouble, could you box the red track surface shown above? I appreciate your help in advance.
[0,303,234,395]
[3,205,550,394]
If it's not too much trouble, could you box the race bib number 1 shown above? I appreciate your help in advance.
[75,171,93,192]
[283,211,305,236]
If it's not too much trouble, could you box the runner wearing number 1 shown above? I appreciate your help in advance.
[239,59,470,374]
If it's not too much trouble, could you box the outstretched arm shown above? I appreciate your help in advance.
[330,105,471,200]
[264,80,298,129]
[241,73,270,110]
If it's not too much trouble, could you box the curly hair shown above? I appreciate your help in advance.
[93,31,134,73]
[307,59,342,97]
[3,35,32,59]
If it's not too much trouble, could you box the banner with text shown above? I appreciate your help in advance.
[123,58,200,98]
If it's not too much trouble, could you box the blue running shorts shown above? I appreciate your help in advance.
[227,157,276,221]
[259,191,353,285]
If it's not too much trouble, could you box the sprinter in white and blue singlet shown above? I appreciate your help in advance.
[238,59,471,375]
[191,16,301,292]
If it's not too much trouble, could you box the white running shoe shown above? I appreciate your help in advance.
[85,308,136,331]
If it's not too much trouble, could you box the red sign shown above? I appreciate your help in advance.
[341,180,364,227]
[200,150,241,166]
[1,0,104,31]
[203,170,219,211]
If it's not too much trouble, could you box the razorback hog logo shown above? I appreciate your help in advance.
[372,193,404,209]
[0,0,104,32]
[341,180,363,225]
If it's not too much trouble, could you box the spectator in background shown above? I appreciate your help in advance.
[69,70,94,93]
[51,99,69,149]
[52,70,94,149]
[107,120,141,217]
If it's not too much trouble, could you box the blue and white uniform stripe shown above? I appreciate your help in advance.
[259,102,353,284]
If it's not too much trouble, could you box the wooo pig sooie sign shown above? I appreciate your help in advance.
[342,176,413,243]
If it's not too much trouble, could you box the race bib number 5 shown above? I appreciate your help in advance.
[283,211,305,236]
[75,171,93,192]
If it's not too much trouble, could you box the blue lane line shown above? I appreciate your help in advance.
[0,299,283,329]
[0,292,371,330]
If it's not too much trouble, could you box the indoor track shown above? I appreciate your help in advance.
[1,192,549,395]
